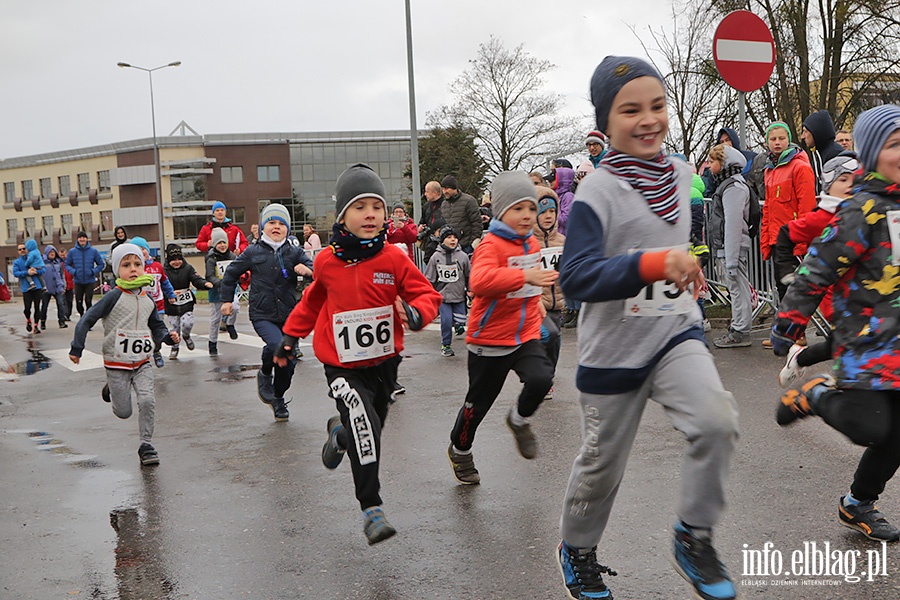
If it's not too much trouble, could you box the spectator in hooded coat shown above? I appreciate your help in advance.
[801,110,847,191]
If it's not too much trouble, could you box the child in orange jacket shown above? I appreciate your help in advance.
[447,171,558,485]
[274,163,440,545]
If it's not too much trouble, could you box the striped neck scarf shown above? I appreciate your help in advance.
[600,150,679,224]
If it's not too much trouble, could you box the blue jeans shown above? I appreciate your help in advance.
[252,319,296,399]
[439,302,467,346]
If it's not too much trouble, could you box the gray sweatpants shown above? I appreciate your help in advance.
[166,312,195,349]
[725,248,752,334]
[209,302,238,343]
[560,339,739,549]
[106,362,155,443]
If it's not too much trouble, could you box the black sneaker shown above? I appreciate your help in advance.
[257,370,275,404]
[26,320,32,332]
[40,320,46,330]
[59,321,68,329]
[208,341,218,356]
[138,443,160,466]
[272,397,289,422]
[226,325,238,340]
[776,375,834,426]
[169,346,179,360]
[102,384,111,403]
[506,410,538,459]
[362,507,396,545]
[839,497,900,542]
[184,336,195,351]
[671,523,736,600]
[557,542,616,599]
[447,444,480,485]
[322,415,346,469]
[454,324,466,336]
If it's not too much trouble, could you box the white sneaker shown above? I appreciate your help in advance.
[703,319,711,333]
[778,344,807,388]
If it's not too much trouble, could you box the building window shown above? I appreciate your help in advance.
[59,175,71,196]
[24,217,35,237]
[61,214,73,237]
[3,182,13,203]
[221,166,243,183]
[77,172,90,194]
[227,208,245,224]
[173,214,209,240]
[100,210,113,232]
[80,212,92,232]
[6,219,16,240]
[22,180,33,199]
[170,174,207,202]
[257,165,280,182]
[42,215,53,237]
[40,178,51,198]
[98,170,110,192]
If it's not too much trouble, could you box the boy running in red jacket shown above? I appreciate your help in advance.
[275,164,440,545]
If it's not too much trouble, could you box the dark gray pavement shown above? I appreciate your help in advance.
[1,301,899,599]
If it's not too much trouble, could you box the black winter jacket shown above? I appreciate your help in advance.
[220,240,313,324]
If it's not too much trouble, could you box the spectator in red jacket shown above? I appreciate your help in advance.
[386,203,418,261]
[194,201,249,254]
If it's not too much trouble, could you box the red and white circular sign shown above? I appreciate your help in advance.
[713,10,776,93]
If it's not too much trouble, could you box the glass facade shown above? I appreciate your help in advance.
[289,138,411,233]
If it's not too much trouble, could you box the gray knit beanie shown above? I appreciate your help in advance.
[491,171,538,220]
[210,228,229,248]
[590,56,664,134]
[853,104,900,173]
[260,203,290,228]
[334,163,387,222]
[111,243,143,277]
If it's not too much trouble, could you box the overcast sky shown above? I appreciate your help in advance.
[0,0,674,160]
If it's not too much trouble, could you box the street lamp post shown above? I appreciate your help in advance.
[117,61,181,255]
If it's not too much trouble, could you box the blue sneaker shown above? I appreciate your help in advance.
[362,506,396,545]
[153,351,164,368]
[322,415,346,469]
[671,523,736,600]
[557,541,616,599]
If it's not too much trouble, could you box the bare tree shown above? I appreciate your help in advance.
[711,0,900,134]
[636,1,741,165]
[433,36,586,177]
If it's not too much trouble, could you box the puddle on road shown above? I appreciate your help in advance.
[1,335,52,381]
[209,363,261,383]
[9,430,107,468]
[109,472,179,599]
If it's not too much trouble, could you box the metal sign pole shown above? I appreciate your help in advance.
[738,91,747,150]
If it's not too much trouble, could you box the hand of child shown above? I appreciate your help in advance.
[663,250,702,293]
[523,267,559,287]
[170,331,180,344]
[394,296,409,329]
[294,264,312,277]
[205,282,213,288]
[273,353,290,368]
[69,355,79,365]
[221,302,233,316]
[167,297,176,304]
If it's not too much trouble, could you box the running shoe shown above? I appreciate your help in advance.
[776,375,834,426]
[257,370,275,404]
[441,345,455,357]
[138,443,160,466]
[558,541,616,599]
[362,507,396,545]
[671,523,736,600]
[153,352,164,368]
[839,497,900,542]
[778,344,807,388]
[713,330,750,348]
[447,444,480,485]
[322,415,346,469]
[184,336,195,351]
[506,410,537,459]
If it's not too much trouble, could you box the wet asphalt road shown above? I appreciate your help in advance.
[1,301,900,600]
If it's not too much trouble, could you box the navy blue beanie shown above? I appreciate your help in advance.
[590,56,664,134]
[853,104,900,173]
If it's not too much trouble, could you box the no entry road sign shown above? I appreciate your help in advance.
[713,10,776,93]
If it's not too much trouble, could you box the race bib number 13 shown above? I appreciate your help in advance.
[332,306,394,363]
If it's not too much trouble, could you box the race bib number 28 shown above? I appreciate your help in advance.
[332,306,394,363]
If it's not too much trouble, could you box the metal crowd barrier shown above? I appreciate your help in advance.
[702,197,831,336]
